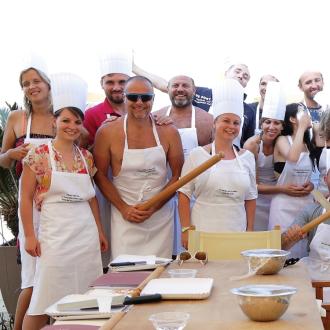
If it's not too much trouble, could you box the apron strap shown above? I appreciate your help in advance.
[191,106,196,128]
[123,114,161,148]
[26,114,32,139]
[212,142,244,170]
[75,145,89,173]
[48,141,57,171]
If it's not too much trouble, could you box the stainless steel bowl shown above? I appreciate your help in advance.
[241,249,290,275]
[231,284,297,321]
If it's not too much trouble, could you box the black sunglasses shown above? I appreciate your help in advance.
[125,93,154,102]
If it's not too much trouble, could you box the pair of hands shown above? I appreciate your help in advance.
[283,181,313,197]
[282,224,306,250]
[25,231,109,257]
[121,204,156,223]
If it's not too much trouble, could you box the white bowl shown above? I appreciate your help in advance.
[241,249,290,275]
[231,284,297,321]
[149,312,190,329]
[168,269,197,278]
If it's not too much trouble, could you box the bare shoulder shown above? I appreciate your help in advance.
[152,107,168,117]
[243,135,259,154]
[275,135,288,146]
[157,122,178,134]
[7,109,26,123]
[195,107,213,121]
[95,118,124,142]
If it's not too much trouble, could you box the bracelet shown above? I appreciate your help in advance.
[181,225,195,233]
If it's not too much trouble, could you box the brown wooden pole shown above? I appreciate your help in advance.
[137,152,225,211]
[302,209,330,234]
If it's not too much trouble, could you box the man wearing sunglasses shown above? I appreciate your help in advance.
[94,76,184,259]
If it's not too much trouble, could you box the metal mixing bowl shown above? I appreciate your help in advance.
[231,284,297,321]
[241,249,290,275]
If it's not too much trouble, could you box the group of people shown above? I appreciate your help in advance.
[1,50,330,329]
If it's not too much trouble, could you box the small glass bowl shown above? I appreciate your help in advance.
[149,312,190,330]
[168,269,197,278]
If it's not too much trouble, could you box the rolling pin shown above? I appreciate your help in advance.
[302,209,330,234]
[137,152,225,211]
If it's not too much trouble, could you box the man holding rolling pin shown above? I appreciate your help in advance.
[282,163,330,299]
[93,76,184,259]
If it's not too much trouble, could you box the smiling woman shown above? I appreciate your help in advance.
[19,73,108,329]
[178,79,258,249]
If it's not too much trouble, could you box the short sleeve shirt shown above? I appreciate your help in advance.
[23,143,96,210]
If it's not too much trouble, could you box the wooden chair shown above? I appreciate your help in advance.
[188,226,281,260]
[312,281,330,330]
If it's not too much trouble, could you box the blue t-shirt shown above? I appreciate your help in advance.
[193,86,213,112]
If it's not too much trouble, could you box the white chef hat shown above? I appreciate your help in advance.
[51,73,88,114]
[20,52,48,76]
[212,79,244,119]
[99,49,132,78]
[262,81,286,121]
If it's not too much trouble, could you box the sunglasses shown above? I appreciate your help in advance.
[177,251,208,266]
[125,93,154,102]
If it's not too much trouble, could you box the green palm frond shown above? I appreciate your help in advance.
[0,104,19,240]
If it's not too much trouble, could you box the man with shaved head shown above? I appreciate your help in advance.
[153,75,213,256]
[153,75,213,155]
[249,74,279,134]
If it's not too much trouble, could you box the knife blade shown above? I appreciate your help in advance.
[311,190,330,211]
[80,294,162,310]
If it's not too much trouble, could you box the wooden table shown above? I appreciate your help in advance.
[114,260,323,330]
[55,260,323,329]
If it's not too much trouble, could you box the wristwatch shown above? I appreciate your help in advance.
[181,225,195,233]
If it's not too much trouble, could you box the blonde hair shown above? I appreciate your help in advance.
[319,107,330,141]
[19,68,52,115]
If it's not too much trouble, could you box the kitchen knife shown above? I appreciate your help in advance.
[80,294,162,310]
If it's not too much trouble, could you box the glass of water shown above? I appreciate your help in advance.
[149,312,190,330]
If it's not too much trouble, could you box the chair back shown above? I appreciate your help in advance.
[188,227,281,260]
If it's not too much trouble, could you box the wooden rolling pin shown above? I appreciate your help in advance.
[302,209,330,234]
[131,265,165,297]
[137,152,225,211]
[100,266,165,329]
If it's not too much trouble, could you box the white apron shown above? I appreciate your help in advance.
[166,106,198,255]
[110,115,174,259]
[254,103,261,135]
[254,141,277,231]
[301,223,330,302]
[18,115,52,289]
[317,145,328,195]
[191,143,250,232]
[28,142,102,315]
[269,136,313,258]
